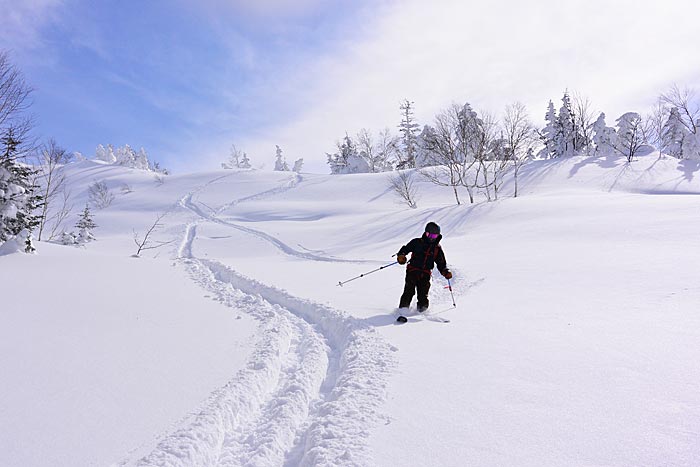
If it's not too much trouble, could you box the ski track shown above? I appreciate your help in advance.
[132,176,397,467]
[178,175,371,265]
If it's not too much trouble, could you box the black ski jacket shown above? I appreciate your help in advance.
[398,235,448,275]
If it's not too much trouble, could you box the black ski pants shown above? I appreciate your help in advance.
[399,269,431,310]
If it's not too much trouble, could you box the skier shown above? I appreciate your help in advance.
[396,222,452,317]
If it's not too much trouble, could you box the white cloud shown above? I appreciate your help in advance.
[0,0,64,51]
[233,0,700,173]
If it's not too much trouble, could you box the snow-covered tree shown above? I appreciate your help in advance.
[0,129,41,253]
[292,158,304,173]
[240,152,251,169]
[327,134,369,174]
[615,112,645,162]
[274,145,289,171]
[95,144,116,163]
[75,204,97,243]
[538,92,588,158]
[222,144,245,169]
[591,112,618,156]
[397,99,420,169]
[538,100,561,159]
[356,128,398,173]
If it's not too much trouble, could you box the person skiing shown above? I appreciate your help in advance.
[396,222,452,318]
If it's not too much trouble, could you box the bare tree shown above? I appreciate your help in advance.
[615,112,645,162]
[572,91,595,155]
[389,169,419,208]
[421,107,465,205]
[0,51,35,157]
[659,84,699,135]
[222,143,245,169]
[35,139,73,241]
[455,105,498,202]
[643,101,667,152]
[502,102,537,197]
[88,180,115,209]
[133,212,174,257]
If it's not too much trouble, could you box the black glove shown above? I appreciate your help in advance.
[397,254,407,265]
[442,270,452,279]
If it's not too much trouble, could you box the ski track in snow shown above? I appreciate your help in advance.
[131,176,396,467]
[177,174,364,264]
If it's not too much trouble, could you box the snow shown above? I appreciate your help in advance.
[1,153,699,466]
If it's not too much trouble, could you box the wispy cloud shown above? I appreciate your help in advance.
[0,0,64,51]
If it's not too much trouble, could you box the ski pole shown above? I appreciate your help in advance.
[446,278,456,307]
[337,261,399,287]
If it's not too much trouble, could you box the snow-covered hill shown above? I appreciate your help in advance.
[2,154,699,466]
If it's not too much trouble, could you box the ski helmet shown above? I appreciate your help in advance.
[425,222,440,235]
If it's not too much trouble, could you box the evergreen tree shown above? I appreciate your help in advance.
[0,129,41,253]
[75,204,97,243]
[538,100,562,158]
[398,99,420,169]
[591,112,618,156]
[240,152,252,169]
[292,158,304,173]
[274,145,289,171]
[660,107,690,159]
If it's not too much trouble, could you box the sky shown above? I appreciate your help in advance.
[1,0,699,173]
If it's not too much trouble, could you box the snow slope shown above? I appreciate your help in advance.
[1,153,699,466]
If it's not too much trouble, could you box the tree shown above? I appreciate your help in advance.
[240,152,251,169]
[0,51,39,254]
[133,212,173,257]
[659,84,699,135]
[35,138,73,241]
[397,99,420,169]
[88,180,115,209]
[0,51,33,155]
[292,158,304,173]
[421,105,466,205]
[389,170,419,208]
[95,144,116,163]
[615,112,645,162]
[538,92,587,158]
[75,204,97,243]
[591,112,618,157]
[538,100,561,159]
[0,129,41,253]
[274,145,289,171]
[571,92,595,154]
[327,134,369,174]
[356,128,397,173]
[222,144,244,169]
[502,102,537,198]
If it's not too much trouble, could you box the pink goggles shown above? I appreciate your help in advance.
[425,232,439,239]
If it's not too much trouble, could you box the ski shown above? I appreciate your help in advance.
[395,309,450,324]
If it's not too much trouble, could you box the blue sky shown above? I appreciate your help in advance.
[2,0,700,173]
